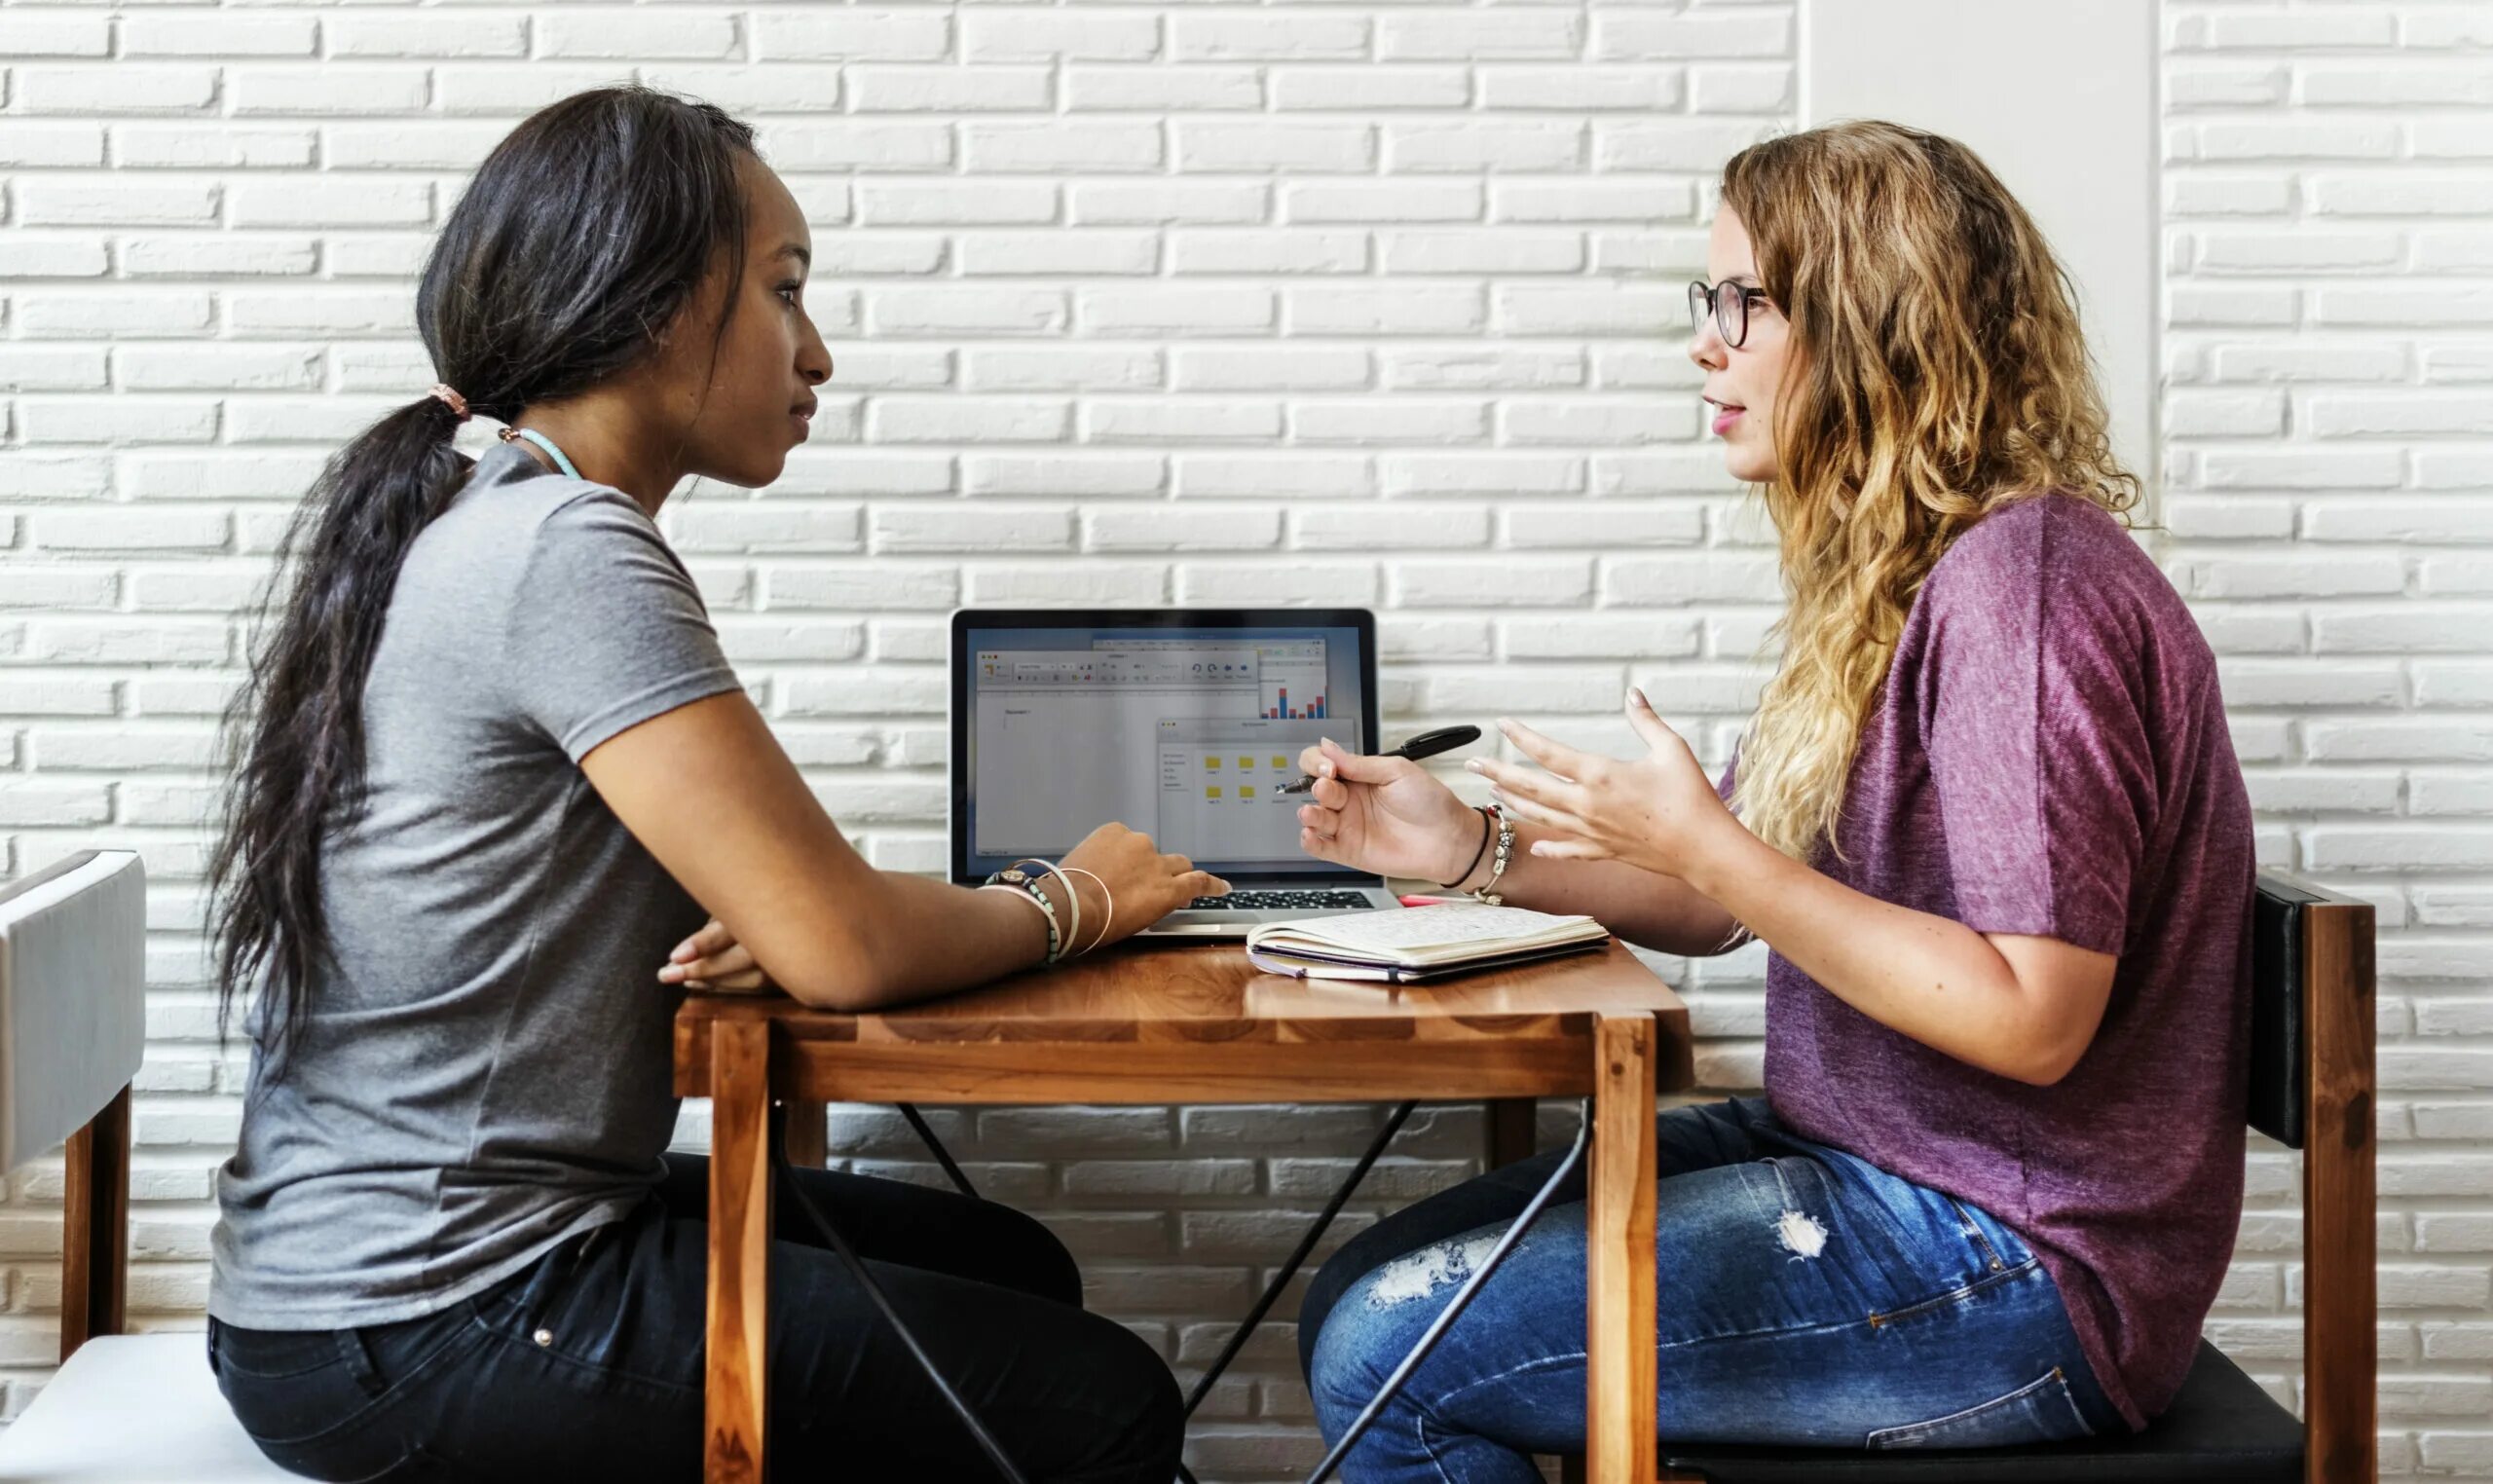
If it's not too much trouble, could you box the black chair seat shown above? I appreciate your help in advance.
[1655,1342,2304,1483]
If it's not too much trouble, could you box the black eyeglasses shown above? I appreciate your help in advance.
[1689,278,1770,350]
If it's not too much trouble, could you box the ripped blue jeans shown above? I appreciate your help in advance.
[1298,1095,2124,1482]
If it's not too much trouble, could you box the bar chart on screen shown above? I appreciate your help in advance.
[1266,687,1326,722]
[1253,643,1328,721]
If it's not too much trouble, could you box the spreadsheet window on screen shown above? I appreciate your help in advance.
[965,626,1366,874]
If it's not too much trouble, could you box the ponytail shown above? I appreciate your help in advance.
[208,395,471,1068]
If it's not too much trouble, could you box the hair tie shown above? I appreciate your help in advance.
[428,383,470,422]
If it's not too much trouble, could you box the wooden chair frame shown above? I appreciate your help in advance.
[2278,872,2376,1484]
[57,1081,132,1363]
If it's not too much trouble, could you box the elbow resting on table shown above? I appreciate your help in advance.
[776,972,885,1016]
[766,920,909,1015]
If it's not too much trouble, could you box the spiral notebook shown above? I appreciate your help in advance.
[1245,902,1609,983]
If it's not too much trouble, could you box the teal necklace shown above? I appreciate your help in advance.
[499,425,580,480]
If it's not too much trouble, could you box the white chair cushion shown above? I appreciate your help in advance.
[0,1334,294,1483]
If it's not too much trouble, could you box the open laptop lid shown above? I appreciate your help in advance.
[950,609,1381,887]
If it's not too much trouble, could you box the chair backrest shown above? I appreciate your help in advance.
[2244,872,2374,1484]
[0,850,146,1172]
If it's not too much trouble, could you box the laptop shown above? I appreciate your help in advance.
[950,608,1401,939]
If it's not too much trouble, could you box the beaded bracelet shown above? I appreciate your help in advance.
[1012,858,1081,960]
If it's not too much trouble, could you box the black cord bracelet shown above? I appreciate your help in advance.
[1434,806,1494,890]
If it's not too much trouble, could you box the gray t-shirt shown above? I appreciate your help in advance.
[209,439,743,1329]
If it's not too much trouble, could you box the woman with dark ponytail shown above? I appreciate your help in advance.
[205,87,1209,1482]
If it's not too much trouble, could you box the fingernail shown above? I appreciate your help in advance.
[1466,759,1485,773]
[1629,686,1649,708]
[1321,736,1337,750]
[658,966,682,983]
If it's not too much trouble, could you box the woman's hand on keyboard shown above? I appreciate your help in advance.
[658,916,775,993]
[1059,823,1231,952]
[1293,737,1485,888]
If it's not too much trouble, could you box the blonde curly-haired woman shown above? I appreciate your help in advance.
[1291,121,2253,1477]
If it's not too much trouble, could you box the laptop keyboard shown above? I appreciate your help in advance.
[1186,889,1377,911]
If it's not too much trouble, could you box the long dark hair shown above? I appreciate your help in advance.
[210,87,758,1070]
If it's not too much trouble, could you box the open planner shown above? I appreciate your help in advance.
[1244,903,1611,983]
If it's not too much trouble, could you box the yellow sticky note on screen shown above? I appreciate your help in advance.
[1240,785,1255,798]
[1272,755,1287,769]
[1204,757,1220,770]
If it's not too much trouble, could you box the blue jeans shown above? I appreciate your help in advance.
[210,1154,1181,1482]
[1299,1095,2124,1482]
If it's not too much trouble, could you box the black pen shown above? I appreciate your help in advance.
[1276,724,1483,795]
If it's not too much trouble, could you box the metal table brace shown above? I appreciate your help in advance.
[838,1098,1592,1484]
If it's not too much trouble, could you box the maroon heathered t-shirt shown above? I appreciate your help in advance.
[1731,493,2254,1431]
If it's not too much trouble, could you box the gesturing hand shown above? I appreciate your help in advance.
[1468,688,1740,883]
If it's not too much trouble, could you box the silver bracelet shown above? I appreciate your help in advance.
[1470,802,1515,907]
[1057,866,1114,954]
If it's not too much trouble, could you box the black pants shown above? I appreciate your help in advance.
[210,1155,1183,1483]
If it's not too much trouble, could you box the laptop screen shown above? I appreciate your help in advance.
[952,610,1374,883]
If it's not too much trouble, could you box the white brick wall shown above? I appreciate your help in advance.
[0,0,2485,1476]
[2165,8,2493,1478]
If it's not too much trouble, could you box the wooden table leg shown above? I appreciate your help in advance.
[61,1083,131,1361]
[1585,1014,1656,1484]
[708,1020,774,1484]
[1486,1095,1538,1169]
[784,1098,829,1170]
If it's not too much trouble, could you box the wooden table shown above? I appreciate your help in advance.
[673,938,1695,1484]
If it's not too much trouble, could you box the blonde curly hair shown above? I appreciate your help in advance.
[1720,120,2141,864]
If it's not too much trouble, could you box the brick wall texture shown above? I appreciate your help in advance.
[2,0,2489,1476]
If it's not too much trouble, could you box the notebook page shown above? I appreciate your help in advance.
[1270,903,1596,951]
